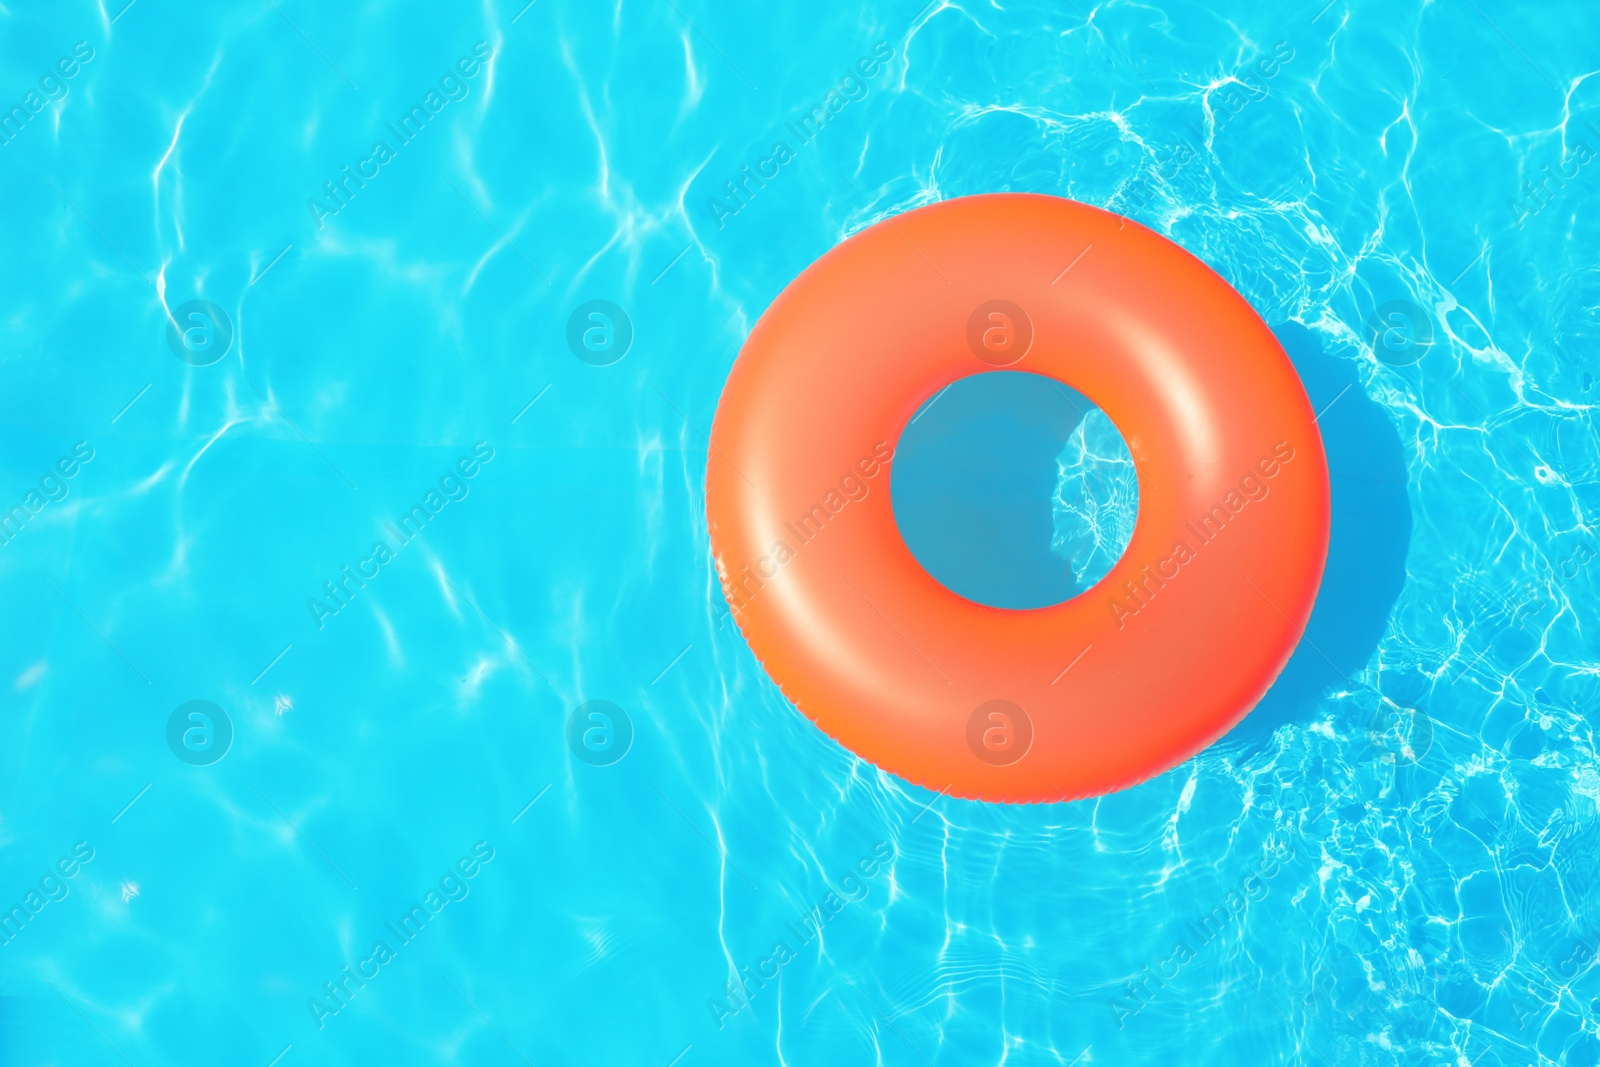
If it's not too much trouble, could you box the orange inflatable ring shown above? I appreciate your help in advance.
[706,193,1329,803]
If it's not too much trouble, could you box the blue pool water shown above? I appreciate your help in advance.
[2,1,1598,1064]
[892,372,1141,610]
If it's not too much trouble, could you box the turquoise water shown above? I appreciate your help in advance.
[2,0,1598,1064]
[891,371,1141,610]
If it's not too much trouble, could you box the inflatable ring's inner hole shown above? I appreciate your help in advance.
[890,370,1139,610]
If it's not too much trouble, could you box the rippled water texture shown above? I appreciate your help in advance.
[1054,410,1139,590]
[1,0,1597,1064]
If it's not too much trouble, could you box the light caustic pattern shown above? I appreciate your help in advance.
[1053,410,1140,590]
[0,0,1596,1065]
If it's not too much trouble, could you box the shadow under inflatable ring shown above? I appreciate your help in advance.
[706,193,1330,803]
